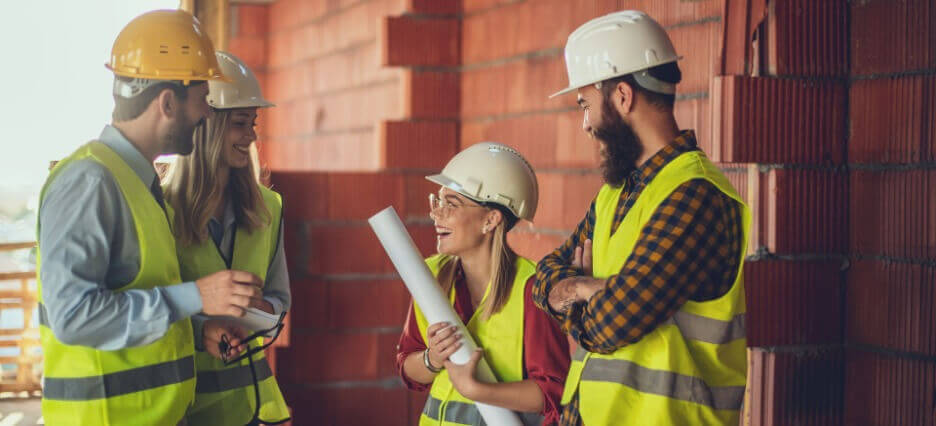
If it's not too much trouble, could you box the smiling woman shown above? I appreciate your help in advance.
[396,142,572,426]
[162,51,291,425]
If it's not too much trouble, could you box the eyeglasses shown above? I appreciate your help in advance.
[219,311,287,365]
[428,193,486,218]
[217,311,287,426]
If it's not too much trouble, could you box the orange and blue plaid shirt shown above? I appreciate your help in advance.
[532,131,744,425]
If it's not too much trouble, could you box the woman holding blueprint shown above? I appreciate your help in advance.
[395,142,570,425]
[163,51,291,425]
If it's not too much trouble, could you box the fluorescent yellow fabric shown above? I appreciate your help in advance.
[37,141,195,426]
[414,255,535,426]
[173,186,290,425]
[561,150,750,426]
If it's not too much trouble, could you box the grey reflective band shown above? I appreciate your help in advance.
[667,311,746,345]
[195,358,274,394]
[38,303,49,327]
[573,346,587,362]
[422,396,543,425]
[581,358,744,410]
[44,356,195,401]
[444,401,482,425]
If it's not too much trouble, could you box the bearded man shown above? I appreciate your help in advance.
[532,11,750,426]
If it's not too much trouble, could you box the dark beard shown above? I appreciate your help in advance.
[592,98,642,187]
[168,116,204,155]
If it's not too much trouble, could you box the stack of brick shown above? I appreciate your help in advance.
[718,1,850,424]
[224,0,934,424]
[845,0,936,423]
[230,1,458,424]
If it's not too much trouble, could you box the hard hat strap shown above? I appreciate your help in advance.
[632,70,676,95]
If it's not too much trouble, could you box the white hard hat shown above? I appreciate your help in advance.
[207,51,275,109]
[550,10,680,98]
[426,142,538,221]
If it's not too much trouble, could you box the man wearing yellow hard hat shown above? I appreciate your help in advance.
[534,11,749,426]
[36,10,263,425]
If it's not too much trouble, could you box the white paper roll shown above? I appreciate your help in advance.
[368,206,523,426]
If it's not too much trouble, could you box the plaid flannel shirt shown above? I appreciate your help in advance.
[531,131,744,425]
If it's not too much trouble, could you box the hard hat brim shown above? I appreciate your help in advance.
[549,85,580,99]
[106,63,233,84]
[425,174,484,205]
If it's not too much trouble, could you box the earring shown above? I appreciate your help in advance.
[482,226,488,234]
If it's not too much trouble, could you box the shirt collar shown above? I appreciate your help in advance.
[629,130,699,187]
[208,197,237,230]
[97,125,157,186]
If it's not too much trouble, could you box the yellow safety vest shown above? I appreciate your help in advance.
[172,186,290,425]
[414,255,544,426]
[37,141,196,426]
[561,150,750,425]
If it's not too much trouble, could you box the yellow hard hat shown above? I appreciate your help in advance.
[106,9,226,84]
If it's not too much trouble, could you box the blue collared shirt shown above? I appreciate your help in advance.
[38,125,202,350]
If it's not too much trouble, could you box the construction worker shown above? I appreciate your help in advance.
[396,143,571,425]
[163,51,291,426]
[36,10,263,426]
[534,11,749,426]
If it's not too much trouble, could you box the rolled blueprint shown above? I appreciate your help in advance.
[368,206,523,426]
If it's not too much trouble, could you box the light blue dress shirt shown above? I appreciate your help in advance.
[38,125,202,350]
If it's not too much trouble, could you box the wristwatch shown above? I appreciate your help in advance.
[423,348,444,373]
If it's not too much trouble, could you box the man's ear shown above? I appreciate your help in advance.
[156,88,177,119]
[612,80,635,118]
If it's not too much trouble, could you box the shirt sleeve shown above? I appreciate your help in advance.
[395,302,431,392]
[532,200,596,322]
[521,277,570,423]
[561,179,743,354]
[38,161,202,350]
[263,216,290,314]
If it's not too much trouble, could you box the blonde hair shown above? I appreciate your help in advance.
[483,219,516,319]
[164,109,270,246]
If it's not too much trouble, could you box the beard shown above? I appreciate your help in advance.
[166,114,204,156]
[592,98,643,187]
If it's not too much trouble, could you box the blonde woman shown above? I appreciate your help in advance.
[395,143,571,425]
[164,51,290,425]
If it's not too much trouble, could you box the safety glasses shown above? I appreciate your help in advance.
[219,311,287,365]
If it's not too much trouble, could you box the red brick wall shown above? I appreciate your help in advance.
[844,0,936,424]
[225,0,935,424]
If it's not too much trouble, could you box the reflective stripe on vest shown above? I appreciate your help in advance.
[422,396,544,426]
[571,346,744,411]
[195,358,274,394]
[664,310,746,345]
[38,303,195,401]
[44,356,195,401]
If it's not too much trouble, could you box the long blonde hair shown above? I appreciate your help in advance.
[164,109,270,246]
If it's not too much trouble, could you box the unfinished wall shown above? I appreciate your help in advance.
[224,0,935,424]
